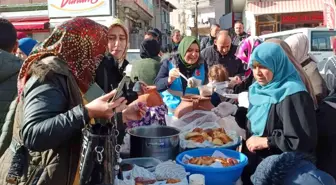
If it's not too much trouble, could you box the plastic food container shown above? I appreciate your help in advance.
[121,157,162,172]
[176,148,248,185]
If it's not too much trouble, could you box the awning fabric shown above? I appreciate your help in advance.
[246,0,324,15]
[11,20,49,31]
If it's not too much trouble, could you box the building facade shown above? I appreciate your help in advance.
[152,0,176,47]
[232,0,329,36]
[168,0,226,37]
[0,0,50,42]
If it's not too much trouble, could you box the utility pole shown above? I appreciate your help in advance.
[194,1,199,38]
[112,0,117,17]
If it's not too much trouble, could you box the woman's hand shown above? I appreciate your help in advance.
[122,102,147,122]
[246,136,269,153]
[228,76,243,88]
[85,90,127,119]
[168,68,180,84]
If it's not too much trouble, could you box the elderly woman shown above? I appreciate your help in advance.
[217,42,318,185]
[265,38,318,108]
[0,18,143,185]
[154,36,207,115]
[284,33,328,104]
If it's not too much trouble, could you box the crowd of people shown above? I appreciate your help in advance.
[0,16,335,185]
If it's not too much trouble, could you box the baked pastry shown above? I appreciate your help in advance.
[166,179,182,184]
[188,156,239,167]
[134,177,156,185]
[185,127,232,146]
[185,132,202,139]
[212,138,224,145]
[192,128,203,133]
[189,135,205,143]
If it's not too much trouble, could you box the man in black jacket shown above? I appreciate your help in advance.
[200,24,220,51]
[201,30,245,78]
[232,21,249,46]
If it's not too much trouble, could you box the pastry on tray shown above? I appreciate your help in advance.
[166,178,182,184]
[184,127,233,146]
[134,177,156,185]
[188,156,239,167]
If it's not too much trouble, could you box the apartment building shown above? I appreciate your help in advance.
[168,0,226,37]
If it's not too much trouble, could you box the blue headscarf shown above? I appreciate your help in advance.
[18,38,38,56]
[247,43,307,136]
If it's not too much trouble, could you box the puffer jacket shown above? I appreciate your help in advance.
[0,50,21,158]
[0,59,89,185]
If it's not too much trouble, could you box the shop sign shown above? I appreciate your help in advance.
[323,0,336,28]
[135,0,154,16]
[281,12,323,24]
[48,0,111,18]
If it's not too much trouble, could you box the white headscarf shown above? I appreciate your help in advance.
[285,33,319,64]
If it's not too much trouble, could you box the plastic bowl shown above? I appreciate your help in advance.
[176,148,248,185]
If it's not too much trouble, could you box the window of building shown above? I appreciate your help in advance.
[311,31,336,51]
[257,14,277,22]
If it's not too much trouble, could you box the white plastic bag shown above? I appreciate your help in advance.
[217,116,246,140]
[166,110,220,130]
[178,113,240,149]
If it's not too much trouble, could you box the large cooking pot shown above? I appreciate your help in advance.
[128,125,180,161]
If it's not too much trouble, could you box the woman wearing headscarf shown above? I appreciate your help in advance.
[0,18,143,185]
[319,38,336,94]
[95,18,139,145]
[155,36,207,115]
[265,38,318,107]
[95,18,133,93]
[216,42,317,184]
[130,38,161,85]
[285,33,328,104]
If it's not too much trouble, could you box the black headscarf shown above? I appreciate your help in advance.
[140,39,160,59]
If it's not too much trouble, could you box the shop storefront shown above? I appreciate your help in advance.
[240,0,326,36]
[0,10,51,42]
[257,12,324,35]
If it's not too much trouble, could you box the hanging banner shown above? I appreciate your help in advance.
[324,0,336,28]
[48,0,111,18]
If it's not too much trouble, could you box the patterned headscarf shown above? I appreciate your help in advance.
[18,17,108,97]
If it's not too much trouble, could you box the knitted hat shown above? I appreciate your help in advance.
[251,152,336,185]
[18,38,38,56]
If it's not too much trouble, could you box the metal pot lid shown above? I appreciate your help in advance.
[127,125,180,139]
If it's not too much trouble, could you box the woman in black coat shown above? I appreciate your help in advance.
[215,42,317,185]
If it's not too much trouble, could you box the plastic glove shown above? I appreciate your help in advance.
[238,92,249,108]
[211,102,238,118]
[187,77,202,88]
[199,84,214,97]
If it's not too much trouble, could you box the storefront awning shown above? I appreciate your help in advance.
[12,20,50,31]
[246,0,324,15]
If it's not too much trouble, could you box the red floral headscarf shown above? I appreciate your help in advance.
[18,17,108,97]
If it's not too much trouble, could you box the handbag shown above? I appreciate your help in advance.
[78,123,119,185]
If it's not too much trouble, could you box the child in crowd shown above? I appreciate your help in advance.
[204,64,230,107]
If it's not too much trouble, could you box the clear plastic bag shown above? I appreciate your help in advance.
[166,110,220,130]
[179,123,240,149]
